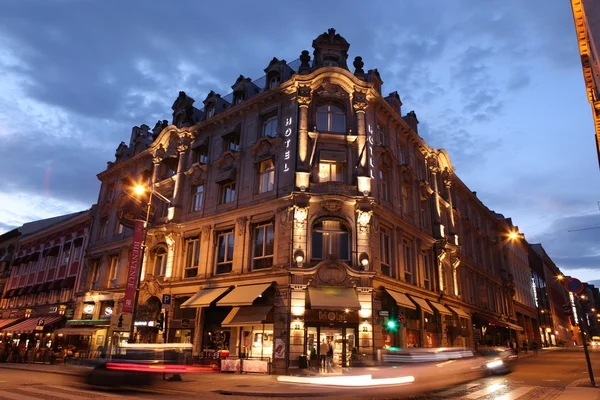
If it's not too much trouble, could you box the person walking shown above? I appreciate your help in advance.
[531,341,538,355]
[522,341,528,354]
[319,339,328,370]
[326,341,334,373]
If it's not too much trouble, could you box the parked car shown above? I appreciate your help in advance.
[477,347,517,375]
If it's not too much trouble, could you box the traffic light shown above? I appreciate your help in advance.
[386,319,398,331]
[156,312,165,330]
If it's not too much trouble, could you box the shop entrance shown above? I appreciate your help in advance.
[305,325,356,369]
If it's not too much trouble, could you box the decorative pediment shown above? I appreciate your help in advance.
[115,142,130,161]
[376,147,397,171]
[215,150,242,172]
[184,163,210,185]
[400,164,417,182]
[315,81,349,100]
[320,199,343,214]
[310,258,358,287]
[249,136,281,162]
[232,75,252,92]
[419,180,434,200]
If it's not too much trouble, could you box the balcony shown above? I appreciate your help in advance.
[310,181,357,196]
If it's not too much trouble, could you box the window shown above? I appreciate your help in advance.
[268,75,280,89]
[252,223,274,270]
[311,220,350,261]
[234,95,244,105]
[163,158,178,178]
[404,241,414,284]
[105,183,115,202]
[62,243,72,265]
[379,169,389,202]
[223,132,240,152]
[318,150,345,182]
[423,252,432,291]
[193,142,210,164]
[377,124,387,146]
[262,115,278,137]
[154,248,168,277]
[185,238,200,278]
[316,104,346,133]
[402,183,412,215]
[108,255,119,282]
[191,184,204,211]
[207,106,215,118]
[258,160,275,193]
[99,217,109,240]
[216,230,234,274]
[116,221,125,235]
[221,181,236,204]
[380,228,392,277]
[90,261,100,290]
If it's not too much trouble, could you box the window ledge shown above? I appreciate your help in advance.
[308,131,357,143]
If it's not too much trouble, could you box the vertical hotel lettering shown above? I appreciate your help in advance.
[282,116,293,172]
[367,124,375,178]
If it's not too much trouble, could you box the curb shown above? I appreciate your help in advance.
[213,390,332,397]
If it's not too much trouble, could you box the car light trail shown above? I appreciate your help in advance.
[277,374,414,387]
[105,363,218,373]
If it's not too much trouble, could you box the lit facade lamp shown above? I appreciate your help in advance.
[356,209,372,234]
[359,253,370,270]
[294,250,305,268]
[294,206,308,228]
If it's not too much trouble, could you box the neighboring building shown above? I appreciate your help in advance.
[0,211,92,355]
[571,0,600,166]
[0,229,19,306]
[496,216,538,348]
[530,244,575,346]
[581,282,600,338]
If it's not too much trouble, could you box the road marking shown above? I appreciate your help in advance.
[494,386,535,400]
[543,379,561,382]
[463,383,505,399]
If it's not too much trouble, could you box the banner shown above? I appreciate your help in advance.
[122,220,145,313]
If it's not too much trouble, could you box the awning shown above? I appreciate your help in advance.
[217,283,272,307]
[307,286,361,311]
[384,289,416,310]
[40,282,52,292]
[428,301,452,316]
[24,286,36,295]
[49,279,64,290]
[504,321,524,331]
[54,327,98,336]
[181,287,231,308]
[408,295,434,314]
[447,306,470,319]
[15,288,25,296]
[3,289,15,298]
[0,318,23,330]
[221,305,273,327]
[1,316,64,334]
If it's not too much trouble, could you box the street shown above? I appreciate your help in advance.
[0,348,598,399]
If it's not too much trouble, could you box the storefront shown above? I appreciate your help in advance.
[472,313,523,347]
[168,296,196,344]
[0,316,65,362]
[54,319,110,357]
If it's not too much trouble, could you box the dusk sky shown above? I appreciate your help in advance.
[0,1,598,285]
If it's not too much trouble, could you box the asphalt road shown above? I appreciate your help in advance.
[0,347,597,399]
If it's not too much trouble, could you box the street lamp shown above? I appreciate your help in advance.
[125,184,171,343]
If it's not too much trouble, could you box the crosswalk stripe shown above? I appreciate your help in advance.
[463,383,506,399]
[494,386,536,400]
[40,385,125,398]
[436,382,481,397]
[17,386,101,400]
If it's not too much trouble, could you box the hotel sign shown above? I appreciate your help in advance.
[305,310,358,324]
[282,116,293,173]
[367,125,375,179]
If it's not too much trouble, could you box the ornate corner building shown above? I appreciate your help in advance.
[74,29,531,374]
[571,0,600,166]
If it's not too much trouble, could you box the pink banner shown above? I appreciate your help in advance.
[122,220,145,313]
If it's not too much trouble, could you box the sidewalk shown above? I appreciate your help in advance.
[517,345,563,359]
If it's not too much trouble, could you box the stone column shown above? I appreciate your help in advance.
[171,141,190,220]
[451,256,461,297]
[444,177,458,245]
[297,86,311,170]
[151,157,161,184]
[353,93,368,172]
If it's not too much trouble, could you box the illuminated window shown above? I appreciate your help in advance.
[258,159,275,193]
[404,241,414,284]
[191,184,204,212]
[423,252,433,291]
[318,150,345,182]
[252,222,274,270]
[185,238,200,278]
[108,255,119,282]
[216,230,234,274]
[221,181,236,204]
[311,220,350,261]
[154,248,167,277]
[316,104,346,133]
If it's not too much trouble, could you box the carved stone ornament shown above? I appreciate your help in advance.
[315,81,348,100]
[249,136,280,162]
[311,258,357,287]
[236,216,248,236]
[215,151,242,172]
[184,163,209,185]
[297,86,312,106]
[419,180,433,200]
[437,248,447,262]
[321,199,342,214]
[201,226,211,242]
[352,92,368,112]
[141,276,163,297]
[278,207,292,228]
[451,256,461,270]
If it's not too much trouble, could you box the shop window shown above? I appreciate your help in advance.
[258,159,275,193]
[220,181,236,204]
[240,325,274,358]
[154,248,168,277]
[185,238,200,278]
[216,230,234,274]
[316,104,346,133]
[191,184,204,212]
[404,241,414,284]
[223,132,240,152]
[318,150,345,183]
[380,228,392,277]
[311,219,350,261]
[261,112,278,138]
[252,222,274,270]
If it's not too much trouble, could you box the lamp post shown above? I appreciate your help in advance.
[125,184,170,343]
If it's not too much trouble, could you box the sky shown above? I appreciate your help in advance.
[0,0,598,286]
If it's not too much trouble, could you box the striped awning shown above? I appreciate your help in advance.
[1,316,64,334]
[0,318,23,330]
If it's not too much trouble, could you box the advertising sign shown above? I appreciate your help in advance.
[122,220,145,313]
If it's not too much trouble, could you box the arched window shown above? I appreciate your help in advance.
[153,247,168,277]
[311,219,350,261]
[316,104,346,133]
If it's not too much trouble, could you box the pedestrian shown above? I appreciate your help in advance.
[522,341,528,354]
[532,341,538,355]
[326,341,334,373]
[319,339,328,370]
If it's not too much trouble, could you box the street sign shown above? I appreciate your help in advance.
[565,278,584,294]
[162,294,172,305]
